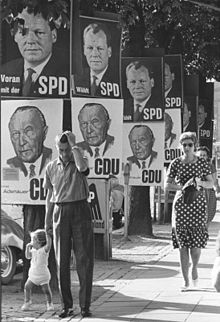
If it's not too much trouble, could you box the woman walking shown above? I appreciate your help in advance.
[165,132,213,290]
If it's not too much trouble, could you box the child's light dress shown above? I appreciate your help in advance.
[28,247,51,285]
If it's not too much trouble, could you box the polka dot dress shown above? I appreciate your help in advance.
[167,157,211,249]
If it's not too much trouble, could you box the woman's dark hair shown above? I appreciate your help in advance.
[179,131,197,145]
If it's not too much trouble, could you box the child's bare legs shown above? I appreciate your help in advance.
[179,247,190,287]
[24,279,34,303]
[21,279,34,310]
[190,247,201,281]
[41,283,52,303]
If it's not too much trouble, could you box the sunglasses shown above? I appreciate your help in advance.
[182,143,193,148]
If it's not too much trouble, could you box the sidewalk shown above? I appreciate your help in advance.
[2,208,220,322]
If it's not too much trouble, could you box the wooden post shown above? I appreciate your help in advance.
[157,186,163,223]
[123,163,130,239]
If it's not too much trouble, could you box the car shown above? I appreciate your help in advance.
[1,209,24,284]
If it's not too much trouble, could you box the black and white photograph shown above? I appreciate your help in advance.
[164,108,182,164]
[164,54,183,108]
[71,97,123,178]
[1,1,70,98]
[182,95,197,133]
[72,15,122,98]
[1,99,63,204]
[123,122,164,186]
[122,57,164,122]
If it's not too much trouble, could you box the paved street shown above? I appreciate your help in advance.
[2,206,220,322]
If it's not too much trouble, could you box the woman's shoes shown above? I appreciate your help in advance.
[180,285,190,292]
[192,278,199,288]
[180,278,199,291]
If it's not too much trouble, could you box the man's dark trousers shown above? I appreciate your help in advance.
[53,200,94,310]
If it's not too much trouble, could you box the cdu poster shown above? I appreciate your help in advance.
[71,15,122,98]
[71,97,123,178]
[164,108,182,165]
[1,99,63,204]
[1,2,70,98]
[122,122,165,186]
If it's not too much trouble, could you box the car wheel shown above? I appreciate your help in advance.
[1,246,17,284]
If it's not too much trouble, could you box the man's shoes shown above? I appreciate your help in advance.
[81,307,92,318]
[58,307,74,318]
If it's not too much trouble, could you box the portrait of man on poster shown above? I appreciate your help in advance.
[164,55,183,108]
[164,112,177,149]
[198,99,210,129]
[73,19,121,98]
[123,59,163,122]
[7,105,52,178]
[182,100,192,132]
[127,124,158,169]
[76,103,115,158]
[1,2,70,98]
[182,96,197,133]
[198,99,213,141]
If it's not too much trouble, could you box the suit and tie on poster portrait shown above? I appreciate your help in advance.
[1,99,63,204]
[71,97,123,178]
[182,95,197,133]
[164,108,182,164]
[71,15,122,99]
[122,57,164,122]
[122,122,165,186]
[198,98,214,154]
[164,55,183,109]
[1,1,70,98]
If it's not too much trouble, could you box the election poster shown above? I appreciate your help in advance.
[164,55,183,109]
[1,2,70,99]
[198,98,214,155]
[164,108,182,165]
[182,95,198,133]
[71,15,122,99]
[71,97,123,178]
[1,99,63,204]
[122,122,165,186]
[122,57,164,122]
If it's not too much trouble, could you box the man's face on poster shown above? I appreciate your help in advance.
[129,126,154,160]
[9,109,48,163]
[183,102,191,127]
[126,66,154,103]
[14,8,57,67]
[164,63,174,92]
[198,104,207,126]
[164,113,173,141]
[78,105,111,146]
[83,29,112,74]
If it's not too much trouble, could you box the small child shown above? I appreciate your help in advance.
[211,230,220,292]
[21,229,54,311]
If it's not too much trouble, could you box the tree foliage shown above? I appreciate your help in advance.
[86,0,220,80]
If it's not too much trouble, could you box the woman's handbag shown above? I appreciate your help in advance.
[182,177,203,204]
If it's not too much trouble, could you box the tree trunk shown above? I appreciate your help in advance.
[128,186,153,236]
[22,205,58,292]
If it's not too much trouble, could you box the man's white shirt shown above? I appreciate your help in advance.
[24,54,52,82]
